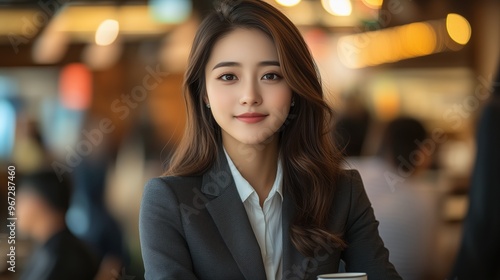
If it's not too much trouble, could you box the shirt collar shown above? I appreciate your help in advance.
[224,148,283,203]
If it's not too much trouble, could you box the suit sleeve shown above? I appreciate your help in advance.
[340,170,402,280]
[139,177,199,280]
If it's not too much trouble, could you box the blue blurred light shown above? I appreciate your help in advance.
[0,100,16,159]
[41,97,84,154]
[0,76,18,98]
[149,0,192,24]
[66,206,90,236]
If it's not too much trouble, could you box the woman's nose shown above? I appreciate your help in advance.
[239,80,262,106]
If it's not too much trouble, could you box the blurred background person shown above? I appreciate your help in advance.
[11,117,50,173]
[66,118,130,280]
[346,117,441,280]
[333,92,372,157]
[450,65,500,279]
[17,169,99,280]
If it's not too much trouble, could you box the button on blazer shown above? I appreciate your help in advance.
[139,151,401,280]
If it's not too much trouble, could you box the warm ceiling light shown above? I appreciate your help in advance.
[361,0,383,9]
[275,0,301,7]
[401,22,436,56]
[446,13,471,45]
[95,19,119,46]
[338,21,439,68]
[0,10,41,37]
[322,0,352,16]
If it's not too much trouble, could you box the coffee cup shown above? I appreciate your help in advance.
[317,272,367,280]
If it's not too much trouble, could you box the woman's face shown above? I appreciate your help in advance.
[205,28,292,146]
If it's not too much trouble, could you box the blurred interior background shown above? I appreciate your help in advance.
[0,0,499,279]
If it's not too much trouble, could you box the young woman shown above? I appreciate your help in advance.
[139,1,401,279]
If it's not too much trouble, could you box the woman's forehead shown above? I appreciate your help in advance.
[206,28,279,67]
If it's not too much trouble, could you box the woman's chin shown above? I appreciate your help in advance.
[231,133,278,147]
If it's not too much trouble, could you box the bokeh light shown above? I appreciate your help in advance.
[338,21,439,68]
[446,13,471,45]
[322,0,353,16]
[95,19,119,46]
[275,0,301,7]
[372,78,401,121]
[400,22,437,56]
[59,63,92,110]
[0,100,16,159]
[362,0,383,9]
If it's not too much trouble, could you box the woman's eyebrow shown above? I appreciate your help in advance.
[211,60,280,70]
[212,61,240,70]
[258,60,280,67]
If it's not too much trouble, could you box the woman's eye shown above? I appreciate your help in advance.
[262,73,281,80]
[219,74,237,81]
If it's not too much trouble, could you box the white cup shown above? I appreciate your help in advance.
[317,272,367,280]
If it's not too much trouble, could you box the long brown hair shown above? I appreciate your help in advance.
[166,0,346,256]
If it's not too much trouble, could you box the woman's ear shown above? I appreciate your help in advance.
[203,95,211,108]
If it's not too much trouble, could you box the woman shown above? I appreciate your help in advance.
[139,1,401,279]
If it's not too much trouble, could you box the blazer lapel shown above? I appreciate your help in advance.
[201,152,267,280]
[282,193,310,280]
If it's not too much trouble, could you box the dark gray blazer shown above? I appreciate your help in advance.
[139,154,401,280]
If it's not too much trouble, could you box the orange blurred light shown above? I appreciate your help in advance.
[372,79,400,121]
[446,13,471,45]
[59,63,92,110]
[400,22,436,56]
[339,20,441,68]
[362,0,383,9]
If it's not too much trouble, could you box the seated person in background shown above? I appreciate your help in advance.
[347,117,440,280]
[450,69,500,279]
[17,169,99,280]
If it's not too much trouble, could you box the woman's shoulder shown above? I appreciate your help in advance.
[142,175,203,202]
[336,169,364,192]
[332,169,368,213]
[146,175,201,187]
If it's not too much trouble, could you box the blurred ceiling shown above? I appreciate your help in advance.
[0,0,213,38]
[0,0,495,70]
[0,0,470,41]
[0,0,149,6]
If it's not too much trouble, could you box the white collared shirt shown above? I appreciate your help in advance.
[224,150,283,280]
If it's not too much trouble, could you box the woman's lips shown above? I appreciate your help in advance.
[235,112,268,123]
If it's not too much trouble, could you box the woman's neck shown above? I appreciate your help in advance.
[223,133,279,205]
